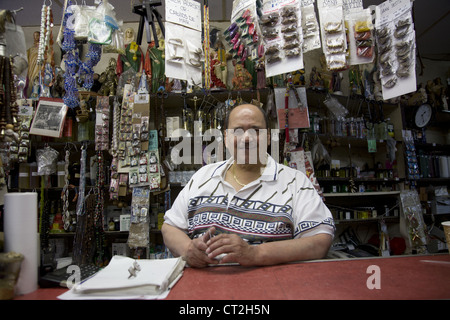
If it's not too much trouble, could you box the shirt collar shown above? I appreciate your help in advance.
[210,154,278,182]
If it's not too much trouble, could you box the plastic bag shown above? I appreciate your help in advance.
[69,4,96,40]
[87,0,120,45]
[102,29,125,54]
[311,135,331,168]
[88,13,112,45]
[323,95,348,120]
[36,146,59,175]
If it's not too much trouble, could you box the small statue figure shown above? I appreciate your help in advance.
[211,51,226,89]
[291,69,305,86]
[116,27,144,77]
[309,66,324,89]
[232,63,253,90]
[99,58,118,96]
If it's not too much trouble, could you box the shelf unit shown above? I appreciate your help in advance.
[7,87,448,261]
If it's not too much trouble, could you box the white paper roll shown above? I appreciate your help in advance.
[440,156,449,178]
[4,192,39,295]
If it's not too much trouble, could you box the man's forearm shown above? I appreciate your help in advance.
[161,223,190,257]
[253,233,333,266]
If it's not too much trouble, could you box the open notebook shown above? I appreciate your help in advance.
[58,256,186,300]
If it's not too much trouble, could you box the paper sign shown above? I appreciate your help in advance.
[277,107,310,129]
[166,0,201,31]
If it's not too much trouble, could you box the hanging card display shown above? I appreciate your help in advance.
[317,0,347,71]
[226,0,263,68]
[347,8,375,65]
[301,1,321,53]
[375,0,416,100]
[259,0,304,77]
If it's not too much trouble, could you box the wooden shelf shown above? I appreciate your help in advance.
[323,191,401,197]
[334,216,399,224]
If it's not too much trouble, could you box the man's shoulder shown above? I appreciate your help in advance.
[273,161,310,182]
[193,160,229,178]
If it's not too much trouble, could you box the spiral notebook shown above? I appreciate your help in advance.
[58,256,186,300]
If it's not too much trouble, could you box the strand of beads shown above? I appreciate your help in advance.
[62,149,70,231]
[37,4,47,66]
[94,150,106,266]
[62,22,79,108]
[79,43,102,90]
[62,0,79,109]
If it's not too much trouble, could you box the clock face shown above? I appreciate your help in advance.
[415,104,432,128]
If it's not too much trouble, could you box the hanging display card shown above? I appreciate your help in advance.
[260,0,304,77]
[300,0,321,53]
[274,87,310,129]
[375,0,416,100]
[317,0,347,71]
[342,0,365,65]
[165,0,202,86]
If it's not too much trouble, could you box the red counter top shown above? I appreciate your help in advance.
[14,254,450,300]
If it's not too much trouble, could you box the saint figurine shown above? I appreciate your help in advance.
[26,31,40,97]
[116,27,144,77]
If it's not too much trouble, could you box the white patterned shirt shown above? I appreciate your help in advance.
[164,155,335,243]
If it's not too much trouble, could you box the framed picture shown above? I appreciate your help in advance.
[30,99,68,138]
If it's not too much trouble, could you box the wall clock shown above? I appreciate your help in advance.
[414,103,433,128]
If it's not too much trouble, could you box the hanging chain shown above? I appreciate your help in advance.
[62,148,70,230]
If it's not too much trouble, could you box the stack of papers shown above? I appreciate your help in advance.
[58,256,186,300]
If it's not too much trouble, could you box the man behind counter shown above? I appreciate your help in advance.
[161,104,334,267]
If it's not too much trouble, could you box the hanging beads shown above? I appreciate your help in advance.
[37,4,47,66]
[94,150,106,266]
[62,149,70,231]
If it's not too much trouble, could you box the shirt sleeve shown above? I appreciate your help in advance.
[292,172,335,239]
[163,180,190,230]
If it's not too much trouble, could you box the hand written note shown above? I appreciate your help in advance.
[166,0,201,31]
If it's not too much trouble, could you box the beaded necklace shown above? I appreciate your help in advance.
[62,1,102,108]
[94,150,106,266]
[62,148,70,230]
[37,3,48,66]
[75,143,87,216]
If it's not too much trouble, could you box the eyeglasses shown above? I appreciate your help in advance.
[226,128,268,135]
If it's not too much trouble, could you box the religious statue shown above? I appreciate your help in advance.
[309,66,324,90]
[426,77,446,109]
[99,58,118,96]
[232,63,252,90]
[291,69,305,86]
[145,40,166,93]
[116,27,144,77]
[26,31,40,97]
[211,51,227,89]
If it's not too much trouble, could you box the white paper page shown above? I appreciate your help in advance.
[165,22,202,86]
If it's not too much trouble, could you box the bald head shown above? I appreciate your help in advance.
[224,104,268,130]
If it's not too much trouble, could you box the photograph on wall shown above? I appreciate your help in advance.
[30,99,68,138]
